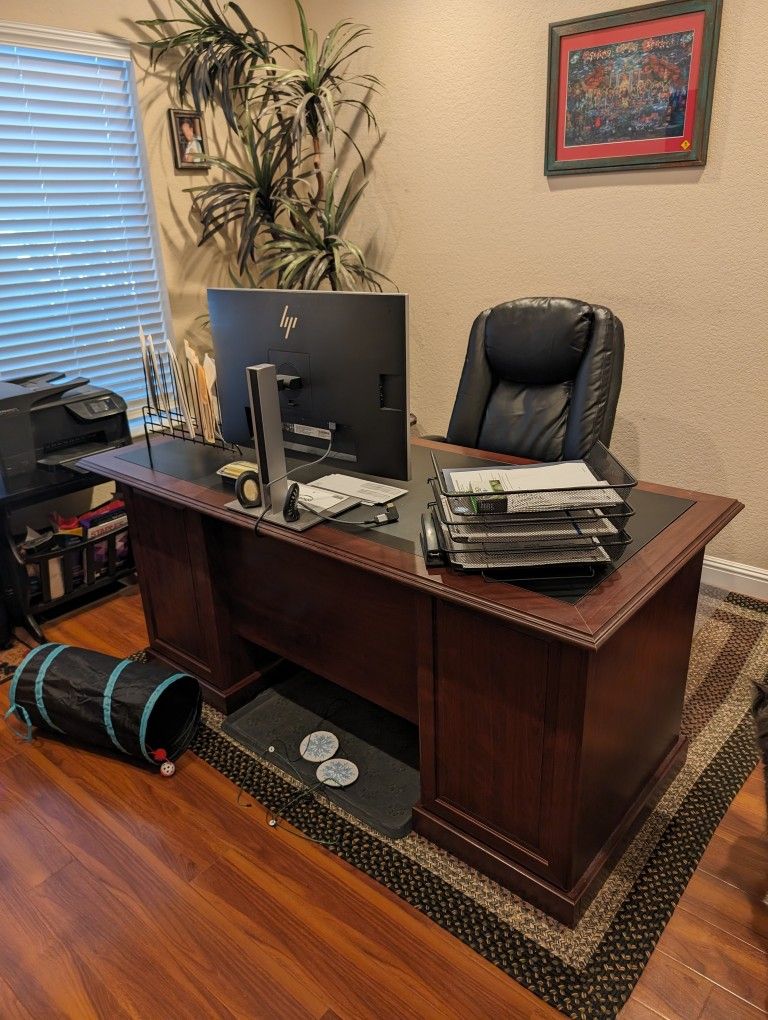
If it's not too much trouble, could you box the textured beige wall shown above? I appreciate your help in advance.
[5,2,766,567]
[303,0,768,569]
[2,1,295,347]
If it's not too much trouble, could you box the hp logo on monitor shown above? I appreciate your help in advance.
[280,305,298,339]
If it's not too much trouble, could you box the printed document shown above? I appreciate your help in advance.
[312,474,408,505]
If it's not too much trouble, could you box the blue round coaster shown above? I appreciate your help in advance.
[316,758,359,788]
[299,730,339,763]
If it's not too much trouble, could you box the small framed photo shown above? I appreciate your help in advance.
[545,0,723,175]
[168,108,210,171]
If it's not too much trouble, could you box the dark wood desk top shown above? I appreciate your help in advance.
[81,437,742,651]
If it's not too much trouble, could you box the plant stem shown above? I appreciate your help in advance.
[312,133,324,204]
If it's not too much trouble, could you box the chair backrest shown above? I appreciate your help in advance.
[446,296,624,461]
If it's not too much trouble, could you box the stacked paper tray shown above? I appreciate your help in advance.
[430,481,634,533]
[427,443,636,572]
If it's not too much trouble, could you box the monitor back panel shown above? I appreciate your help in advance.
[208,288,410,480]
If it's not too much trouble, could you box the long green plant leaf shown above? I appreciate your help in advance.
[136,0,388,291]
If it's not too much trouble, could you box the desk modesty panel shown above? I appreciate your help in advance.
[81,438,741,924]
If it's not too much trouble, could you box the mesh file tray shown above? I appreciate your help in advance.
[429,480,634,534]
[427,443,636,572]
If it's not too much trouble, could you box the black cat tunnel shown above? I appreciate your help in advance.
[5,643,201,768]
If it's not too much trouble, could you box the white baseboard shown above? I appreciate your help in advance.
[702,555,768,601]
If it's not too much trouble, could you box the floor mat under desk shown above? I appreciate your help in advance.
[222,671,420,839]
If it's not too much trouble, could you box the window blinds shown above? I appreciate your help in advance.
[0,37,171,412]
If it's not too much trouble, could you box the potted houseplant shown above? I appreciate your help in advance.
[139,0,387,291]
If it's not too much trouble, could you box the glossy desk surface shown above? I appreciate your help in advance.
[81,437,742,651]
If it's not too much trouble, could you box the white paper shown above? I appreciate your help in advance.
[166,339,195,437]
[443,461,622,511]
[450,514,616,542]
[48,556,65,600]
[202,352,221,426]
[20,526,49,551]
[183,339,199,370]
[444,461,606,494]
[296,484,353,512]
[202,352,216,390]
[138,325,157,409]
[312,474,407,505]
[146,333,170,416]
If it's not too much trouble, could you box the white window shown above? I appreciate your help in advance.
[0,23,172,417]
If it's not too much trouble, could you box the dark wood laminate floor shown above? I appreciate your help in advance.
[0,592,764,1019]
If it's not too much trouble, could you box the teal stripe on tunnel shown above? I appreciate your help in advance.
[102,659,132,755]
[8,642,58,715]
[35,644,68,733]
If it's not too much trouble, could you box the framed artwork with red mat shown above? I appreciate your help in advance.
[545,0,723,175]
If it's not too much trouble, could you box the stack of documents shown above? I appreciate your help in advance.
[139,326,221,443]
[311,474,407,506]
[442,461,623,513]
[426,445,636,572]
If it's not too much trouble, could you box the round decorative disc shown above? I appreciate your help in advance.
[299,730,339,763]
[316,757,359,788]
[241,478,258,501]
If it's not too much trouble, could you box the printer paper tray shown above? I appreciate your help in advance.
[37,440,128,469]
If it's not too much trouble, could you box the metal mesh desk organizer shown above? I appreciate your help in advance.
[422,443,637,576]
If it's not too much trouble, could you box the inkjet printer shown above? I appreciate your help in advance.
[0,371,131,480]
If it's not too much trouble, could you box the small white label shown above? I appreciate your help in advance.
[283,422,332,441]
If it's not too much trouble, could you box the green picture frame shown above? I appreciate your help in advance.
[544,0,723,176]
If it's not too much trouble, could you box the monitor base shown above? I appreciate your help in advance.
[224,500,323,532]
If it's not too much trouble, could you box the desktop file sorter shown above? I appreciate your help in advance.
[425,443,637,572]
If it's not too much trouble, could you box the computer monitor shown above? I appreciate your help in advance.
[207,288,410,481]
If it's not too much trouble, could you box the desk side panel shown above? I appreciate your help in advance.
[417,601,587,889]
[432,603,549,849]
[572,550,703,884]
[124,489,208,676]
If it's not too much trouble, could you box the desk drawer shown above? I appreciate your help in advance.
[210,521,421,723]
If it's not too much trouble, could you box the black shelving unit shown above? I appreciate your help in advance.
[0,464,134,641]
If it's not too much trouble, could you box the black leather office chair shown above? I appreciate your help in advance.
[438,296,624,461]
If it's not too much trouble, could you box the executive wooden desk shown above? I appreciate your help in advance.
[81,437,741,925]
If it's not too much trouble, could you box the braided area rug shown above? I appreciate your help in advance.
[190,590,766,1019]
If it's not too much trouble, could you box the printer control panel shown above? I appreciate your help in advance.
[70,394,126,420]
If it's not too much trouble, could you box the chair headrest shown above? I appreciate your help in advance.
[484,297,594,384]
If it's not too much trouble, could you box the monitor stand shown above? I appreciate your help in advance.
[233,363,323,533]
[222,497,320,532]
